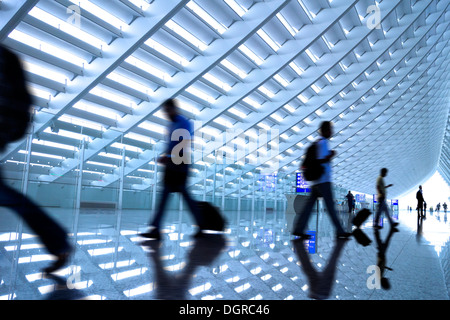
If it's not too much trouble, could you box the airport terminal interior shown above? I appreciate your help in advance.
[0,0,449,301]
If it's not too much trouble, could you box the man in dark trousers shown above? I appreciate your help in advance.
[416,185,425,218]
[0,45,72,273]
[292,121,351,240]
[140,99,203,240]
[346,191,354,214]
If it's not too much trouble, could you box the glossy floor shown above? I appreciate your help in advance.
[0,205,449,300]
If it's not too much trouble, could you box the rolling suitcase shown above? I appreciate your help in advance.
[352,208,372,227]
[197,201,226,231]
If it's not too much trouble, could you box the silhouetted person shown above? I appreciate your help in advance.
[0,45,71,273]
[140,99,203,240]
[416,185,425,218]
[292,238,348,299]
[374,224,398,290]
[144,234,226,299]
[346,191,354,214]
[374,168,398,229]
[443,202,447,214]
[292,121,351,240]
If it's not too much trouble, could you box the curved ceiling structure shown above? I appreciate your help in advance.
[0,0,449,201]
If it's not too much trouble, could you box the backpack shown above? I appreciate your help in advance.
[0,45,32,149]
[301,141,324,181]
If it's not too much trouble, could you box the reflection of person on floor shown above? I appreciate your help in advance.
[416,215,424,243]
[144,234,226,300]
[292,238,348,300]
[0,45,71,274]
[373,225,398,290]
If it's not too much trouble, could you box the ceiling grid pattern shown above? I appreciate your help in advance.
[0,0,448,201]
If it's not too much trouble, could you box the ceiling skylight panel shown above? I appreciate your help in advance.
[43,128,92,142]
[177,100,201,116]
[257,122,271,131]
[20,150,65,161]
[224,0,247,17]
[311,83,322,94]
[138,121,166,135]
[145,38,190,66]
[243,97,262,109]
[124,56,171,81]
[270,113,283,123]
[238,44,264,66]
[297,0,316,21]
[185,86,216,104]
[165,20,208,51]
[203,73,232,92]
[98,152,131,161]
[124,132,154,144]
[127,0,151,11]
[28,7,107,49]
[258,85,275,98]
[274,74,290,87]
[199,126,221,138]
[228,107,247,119]
[297,93,309,104]
[28,84,54,100]
[73,101,122,120]
[68,0,129,31]
[186,1,227,35]
[289,61,304,76]
[58,115,105,131]
[213,117,233,129]
[220,59,248,79]
[276,13,298,37]
[86,161,117,168]
[106,72,152,95]
[257,29,281,52]
[8,30,87,67]
[283,103,296,113]
[22,60,68,84]
[321,35,334,50]
[305,48,319,63]
[111,142,143,153]
[89,86,138,109]
[32,139,77,152]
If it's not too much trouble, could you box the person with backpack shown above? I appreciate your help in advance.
[0,45,72,273]
[292,121,351,240]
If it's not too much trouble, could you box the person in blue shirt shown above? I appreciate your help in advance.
[140,99,203,240]
[292,121,350,240]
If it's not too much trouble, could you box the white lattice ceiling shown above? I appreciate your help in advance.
[0,0,448,200]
